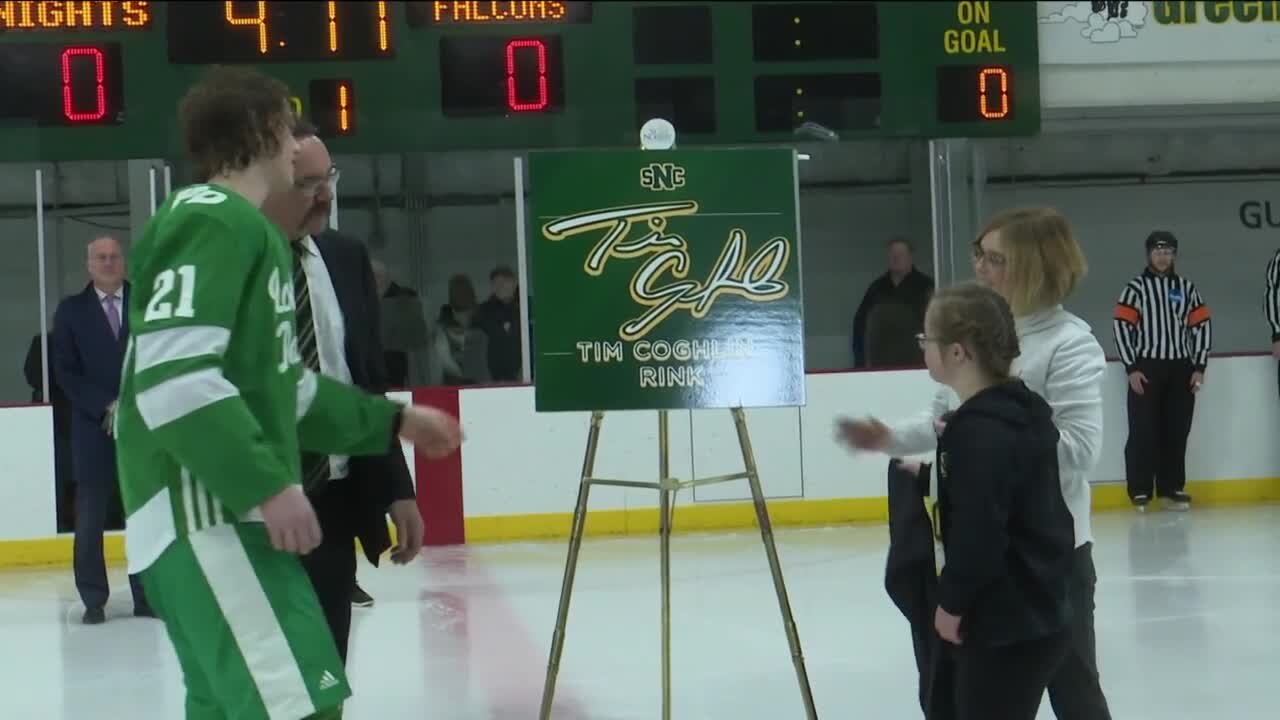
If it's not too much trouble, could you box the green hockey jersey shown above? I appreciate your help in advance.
[115,183,400,574]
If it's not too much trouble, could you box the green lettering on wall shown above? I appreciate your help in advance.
[1205,0,1233,22]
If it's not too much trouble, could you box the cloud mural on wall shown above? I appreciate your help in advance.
[1039,1,1150,43]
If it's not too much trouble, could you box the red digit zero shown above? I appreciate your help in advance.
[62,46,107,122]
[978,66,1009,120]
[505,38,548,112]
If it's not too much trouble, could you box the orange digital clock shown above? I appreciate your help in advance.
[167,2,394,63]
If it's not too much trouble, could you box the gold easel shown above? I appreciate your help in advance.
[537,407,819,719]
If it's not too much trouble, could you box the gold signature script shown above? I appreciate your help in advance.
[541,201,792,341]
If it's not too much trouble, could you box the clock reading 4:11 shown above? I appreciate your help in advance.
[223,1,391,55]
[166,2,394,63]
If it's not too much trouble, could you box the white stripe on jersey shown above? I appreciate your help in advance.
[135,325,231,372]
[193,479,211,532]
[181,467,199,533]
[127,469,233,574]
[124,487,177,574]
[136,367,240,429]
[189,526,319,720]
[208,491,225,526]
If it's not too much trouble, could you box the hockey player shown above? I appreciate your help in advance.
[113,67,462,720]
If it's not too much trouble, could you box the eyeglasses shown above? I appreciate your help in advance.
[971,246,1006,267]
[295,166,339,194]
[918,334,969,362]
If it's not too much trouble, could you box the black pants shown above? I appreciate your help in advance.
[299,486,358,664]
[910,547,1111,720]
[888,456,1112,720]
[951,630,1071,720]
[73,454,147,612]
[910,619,955,720]
[1124,358,1195,500]
[1046,543,1112,720]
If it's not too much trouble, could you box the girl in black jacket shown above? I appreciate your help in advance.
[921,282,1076,720]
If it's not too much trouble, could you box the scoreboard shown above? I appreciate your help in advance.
[0,1,1040,161]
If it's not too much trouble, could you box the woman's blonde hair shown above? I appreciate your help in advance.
[973,207,1087,316]
[928,282,1020,381]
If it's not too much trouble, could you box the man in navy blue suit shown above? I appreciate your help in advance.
[52,235,151,624]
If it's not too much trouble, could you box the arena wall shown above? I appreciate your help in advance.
[1,358,1277,569]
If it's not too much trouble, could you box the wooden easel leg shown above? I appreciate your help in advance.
[539,410,605,720]
[657,409,673,720]
[731,407,819,719]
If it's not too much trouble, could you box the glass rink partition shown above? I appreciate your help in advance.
[0,136,969,539]
[0,0,1045,417]
[10,126,1280,532]
[5,1,1280,538]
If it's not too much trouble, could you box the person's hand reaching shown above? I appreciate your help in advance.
[835,416,893,452]
[398,405,464,458]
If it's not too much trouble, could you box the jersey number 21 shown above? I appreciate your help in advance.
[144,265,197,321]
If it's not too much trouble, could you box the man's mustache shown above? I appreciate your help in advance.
[294,203,330,235]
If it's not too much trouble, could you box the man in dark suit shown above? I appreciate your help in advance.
[261,118,424,662]
[51,235,151,624]
[24,332,75,532]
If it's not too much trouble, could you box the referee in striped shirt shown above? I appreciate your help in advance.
[1264,248,1280,395]
[1113,231,1211,512]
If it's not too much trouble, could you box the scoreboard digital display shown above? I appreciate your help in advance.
[0,1,1040,161]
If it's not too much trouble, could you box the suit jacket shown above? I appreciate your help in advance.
[309,230,415,565]
[24,333,70,420]
[51,282,130,486]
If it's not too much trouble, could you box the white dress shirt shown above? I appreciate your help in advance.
[885,305,1107,548]
[296,235,354,480]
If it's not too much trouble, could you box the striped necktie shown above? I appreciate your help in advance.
[292,243,330,492]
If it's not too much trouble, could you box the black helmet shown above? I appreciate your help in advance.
[1146,230,1178,253]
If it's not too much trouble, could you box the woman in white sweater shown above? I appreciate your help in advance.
[842,207,1112,719]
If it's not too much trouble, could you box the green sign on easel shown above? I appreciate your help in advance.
[530,123,818,720]
[528,145,806,412]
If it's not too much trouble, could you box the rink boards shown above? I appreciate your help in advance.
[1,355,1278,568]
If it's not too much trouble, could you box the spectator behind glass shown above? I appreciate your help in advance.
[371,259,431,388]
[433,274,490,385]
[851,237,935,368]
[475,265,523,382]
